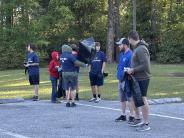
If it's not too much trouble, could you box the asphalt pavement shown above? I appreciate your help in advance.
[0,100,184,138]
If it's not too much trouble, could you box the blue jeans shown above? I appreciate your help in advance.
[50,76,58,102]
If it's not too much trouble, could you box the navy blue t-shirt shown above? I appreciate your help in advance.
[90,51,106,74]
[117,49,132,81]
[27,52,39,75]
[60,52,77,72]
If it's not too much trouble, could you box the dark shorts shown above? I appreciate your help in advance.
[89,72,104,86]
[118,80,132,102]
[137,79,150,97]
[62,72,78,91]
[29,74,39,85]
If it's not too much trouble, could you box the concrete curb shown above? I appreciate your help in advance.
[0,97,182,105]
[148,97,182,105]
[0,97,24,104]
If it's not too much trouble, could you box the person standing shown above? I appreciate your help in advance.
[60,45,87,107]
[70,44,80,101]
[127,31,151,131]
[24,44,40,101]
[48,51,60,103]
[89,42,106,103]
[115,38,134,123]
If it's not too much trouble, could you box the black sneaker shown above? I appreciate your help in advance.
[115,115,126,122]
[66,102,70,107]
[128,116,135,124]
[70,102,76,107]
[32,96,39,101]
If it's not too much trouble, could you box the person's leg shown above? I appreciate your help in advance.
[130,97,140,119]
[115,81,127,122]
[121,101,127,115]
[95,73,104,102]
[142,97,149,124]
[75,75,79,100]
[89,73,97,101]
[34,85,39,96]
[70,89,77,107]
[66,89,70,103]
[128,100,134,117]
[138,79,150,124]
[50,77,57,102]
[97,86,101,98]
[136,79,150,131]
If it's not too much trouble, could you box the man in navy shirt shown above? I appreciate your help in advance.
[60,44,87,107]
[24,44,40,101]
[115,38,134,123]
[89,42,106,103]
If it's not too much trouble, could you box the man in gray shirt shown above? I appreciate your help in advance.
[127,31,151,132]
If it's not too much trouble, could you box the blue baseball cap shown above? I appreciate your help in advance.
[116,38,129,46]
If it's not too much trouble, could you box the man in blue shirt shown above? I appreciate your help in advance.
[89,42,106,103]
[60,44,87,107]
[24,44,40,101]
[115,38,134,123]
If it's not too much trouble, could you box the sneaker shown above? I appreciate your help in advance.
[136,123,151,132]
[70,102,77,107]
[66,102,70,107]
[115,115,126,122]
[129,119,143,127]
[32,96,39,101]
[128,116,135,124]
[95,98,101,103]
[89,98,96,102]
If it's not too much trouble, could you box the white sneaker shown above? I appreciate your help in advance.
[89,98,96,102]
[95,98,101,103]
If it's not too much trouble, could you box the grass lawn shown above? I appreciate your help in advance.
[0,63,184,101]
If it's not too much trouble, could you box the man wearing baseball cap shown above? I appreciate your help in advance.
[115,38,134,123]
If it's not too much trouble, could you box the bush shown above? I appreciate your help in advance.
[0,46,25,70]
[156,30,184,63]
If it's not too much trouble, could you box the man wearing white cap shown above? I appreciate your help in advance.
[115,38,134,123]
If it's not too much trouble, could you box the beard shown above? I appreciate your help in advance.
[120,47,125,53]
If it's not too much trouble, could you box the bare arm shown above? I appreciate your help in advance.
[101,62,106,73]
[29,63,39,66]
[89,65,91,72]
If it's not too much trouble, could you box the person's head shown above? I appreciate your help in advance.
[128,31,140,46]
[70,44,78,52]
[116,38,129,52]
[95,42,101,52]
[62,44,72,53]
[51,51,59,60]
[27,43,36,52]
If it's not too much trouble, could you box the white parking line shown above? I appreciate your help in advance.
[76,102,184,121]
[0,128,30,138]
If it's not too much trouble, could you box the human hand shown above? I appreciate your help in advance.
[24,63,30,67]
[127,68,134,75]
[85,64,88,68]
[55,66,59,69]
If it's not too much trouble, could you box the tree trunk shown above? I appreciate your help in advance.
[168,0,173,26]
[132,0,136,31]
[106,0,114,63]
[151,0,157,59]
[114,0,120,40]
[114,0,120,62]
